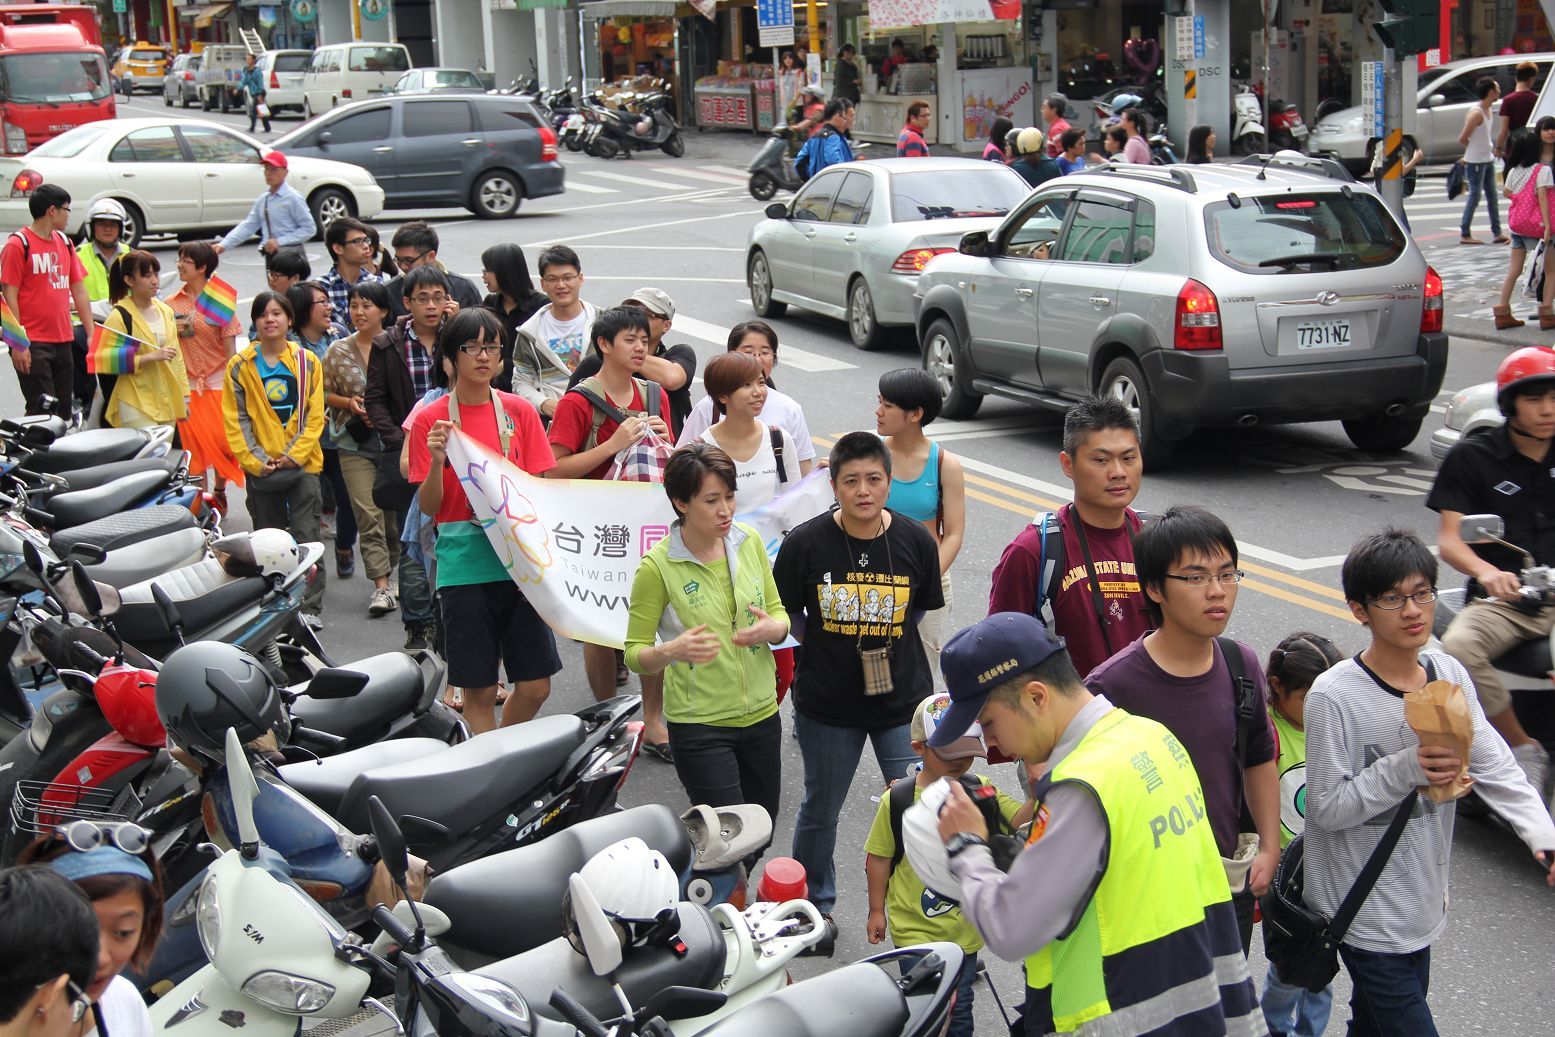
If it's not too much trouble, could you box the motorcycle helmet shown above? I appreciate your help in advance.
[215,529,301,582]
[561,837,679,958]
[902,777,963,900]
[1013,126,1045,157]
[154,641,291,760]
[86,198,128,228]
[1496,346,1555,417]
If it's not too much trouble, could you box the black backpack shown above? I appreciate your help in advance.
[1027,507,1147,629]
[886,773,1018,876]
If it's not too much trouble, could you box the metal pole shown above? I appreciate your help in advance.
[1261,0,1270,151]
[1378,46,1405,222]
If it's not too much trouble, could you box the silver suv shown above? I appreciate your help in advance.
[914,158,1447,462]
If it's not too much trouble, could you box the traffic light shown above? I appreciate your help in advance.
[1373,0,1439,56]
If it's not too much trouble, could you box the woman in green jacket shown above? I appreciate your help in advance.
[625,442,790,831]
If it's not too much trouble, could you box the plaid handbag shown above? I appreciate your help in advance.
[607,427,673,483]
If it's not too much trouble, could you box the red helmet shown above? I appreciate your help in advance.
[1497,346,1555,410]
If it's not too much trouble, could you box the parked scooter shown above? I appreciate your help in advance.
[1232,84,1267,154]
[1148,128,1180,165]
[1267,97,1309,152]
[586,82,684,159]
[748,129,805,201]
[0,411,176,474]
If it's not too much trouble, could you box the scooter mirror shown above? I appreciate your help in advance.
[567,872,623,977]
[640,986,726,1021]
[151,582,184,635]
[367,794,411,890]
[224,727,262,858]
[21,538,44,576]
[1459,514,1506,545]
[69,560,103,619]
[21,424,55,448]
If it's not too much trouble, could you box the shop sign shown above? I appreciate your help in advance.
[757,0,794,48]
[868,0,1018,30]
[1174,16,1193,62]
[360,0,388,20]
[289,0,315,21]
[1193,15,1205,59]
[1361,60,1383,138]
[699,92,752,128]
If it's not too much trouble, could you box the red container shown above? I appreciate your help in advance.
[757,857,808,902]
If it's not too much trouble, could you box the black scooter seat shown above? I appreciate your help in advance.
[29,428,148,474]
[338,715,586,835]
[46,470,174,528]
[690,962,909,1037]
[426,804,694,960]
[50,504,197,556]
[290,653,427,748]
[113,575,268,645]
[278,738,448,820]
[47,455,181,494]
[478,903,726,1025]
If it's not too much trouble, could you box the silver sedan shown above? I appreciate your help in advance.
[745,157,1030,350]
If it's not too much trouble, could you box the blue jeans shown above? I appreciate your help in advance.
[790,710,914,914]
[321,448,357,550]
[398,538,434,626]
[1261,962,1333,1037]
[1460,160,1502,237]
[1339,944,1436,1037]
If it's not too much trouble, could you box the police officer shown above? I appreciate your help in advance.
[928,613,1264,1036]
[72,198,130,417]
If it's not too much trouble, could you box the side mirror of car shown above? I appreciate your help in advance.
[318,130,333,145]
[764,202,789,220]
[1424,93,1446,109]
[959,230,990,257]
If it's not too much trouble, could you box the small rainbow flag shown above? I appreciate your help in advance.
[0,298,27,353]
[87,323,146,375]
[195,276,238,327]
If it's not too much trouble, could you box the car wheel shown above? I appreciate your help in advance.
[1342,411,1424,453]
[303,97,314,121]
[747,251,786,319]
[922,317,982,420]
[1100,355,1175,466]
[661,131,685,158]
[471,170,522,219]
[847,277,887,351]
[181,91,193,109]
[308,188,354,237]
[749,172,778,201]
[116,200,144,249]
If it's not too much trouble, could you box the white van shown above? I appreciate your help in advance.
[301,43,412,120]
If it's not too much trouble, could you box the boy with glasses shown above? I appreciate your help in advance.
[517,244,597,421]
[1,183,92,417]
[0,866,98,1037]
[317,216,384,329]
[1305,528,1555,1036]
[1084,504,1281,953]
[384,220,482,321]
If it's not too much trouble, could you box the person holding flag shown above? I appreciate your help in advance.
[94,250,188,429]
[169,242,245,512]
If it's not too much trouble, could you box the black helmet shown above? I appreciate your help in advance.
[155,642,290,759]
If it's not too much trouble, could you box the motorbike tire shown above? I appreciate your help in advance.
[1236,131,1266,155]
[0,710,113,865]
[564,130,584,152]
[749,172,778,201]
[661,131,685,158]
[595,136,621,160]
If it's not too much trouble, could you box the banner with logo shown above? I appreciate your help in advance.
[447,431,834,649]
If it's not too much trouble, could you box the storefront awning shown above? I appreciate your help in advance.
[581,0,679,18]
[517,0,568,7]
[178,1,234,24]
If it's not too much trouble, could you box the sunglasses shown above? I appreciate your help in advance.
[55,819,151,855]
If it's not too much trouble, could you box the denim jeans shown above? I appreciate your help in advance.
[1461,160,1502,237]
[1261,962,1333,1037]
[667,713,782,842]
[1339,944,1436,1037]
[398,540,435,627]
[321,448,358,551]
[790,710,915,914]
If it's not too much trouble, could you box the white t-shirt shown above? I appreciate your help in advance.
[89,975,152,1037]
[679,387,816,462]
[700,422,799,510]
[529,304,591,376]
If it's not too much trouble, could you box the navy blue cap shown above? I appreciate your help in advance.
[930,612,1067,748]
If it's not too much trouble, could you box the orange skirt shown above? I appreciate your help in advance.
[180,386,245,486]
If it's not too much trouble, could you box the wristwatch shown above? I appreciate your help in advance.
[945,832,988,860]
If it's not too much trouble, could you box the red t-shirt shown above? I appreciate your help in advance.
[407,391,554,525]
[1046,118,1072,157]
[1050,505,1152,679]
[0,227,85,343]
[547,380,673,480]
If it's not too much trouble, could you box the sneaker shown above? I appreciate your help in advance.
[404,624,431,652]
[797,913,837,957]
[321,511,337,541]
[1512,742,1550,800]
[368,586,398,617]
[300,612,324,632]
[336,548,356,579]
[616,658,630,687]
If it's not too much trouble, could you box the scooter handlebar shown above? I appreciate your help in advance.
[291,725,347,750]
[371,903,415,950]
[549,989,611,1037]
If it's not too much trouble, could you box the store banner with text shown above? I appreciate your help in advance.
[448,432,834,649]
[867,0,1018,29]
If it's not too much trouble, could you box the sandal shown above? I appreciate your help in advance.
[495,683,510,706]
[1460,236,1485,245]
[443,686,464,712]
[642,741,675,764]
[1493,235,1512,244]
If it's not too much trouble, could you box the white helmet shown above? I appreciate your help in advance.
[86,198,128,227]
[576,837,678,925]
[214,529,300,581]
[901,777,963,901]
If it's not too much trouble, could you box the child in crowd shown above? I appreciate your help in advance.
[863,693,1031,1037]
[1260,632,1342,1037]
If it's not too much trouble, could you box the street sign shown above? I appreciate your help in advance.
[112,0,125,11]
[1174,16,1193,62]
[1193,16,1205,60]
[756,0,793,48]
[1361,60,1384,139]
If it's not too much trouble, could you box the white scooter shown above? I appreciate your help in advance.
[1233,84,1266,154]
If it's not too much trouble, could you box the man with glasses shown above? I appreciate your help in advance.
[517,244,597,421]
[1,183,92,417]
[567,288,695,436]
[213,151,313,261]
[0,865,99,1037]
[383,220,482,322]
[1084,504,1281,954]
[317,216,384,329]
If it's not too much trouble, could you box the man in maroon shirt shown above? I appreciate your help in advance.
[1496,61,1540,158]
[987,395,1151,679]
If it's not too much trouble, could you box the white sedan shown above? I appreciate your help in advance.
[0,118,386,248]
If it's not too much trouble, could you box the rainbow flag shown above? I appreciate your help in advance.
[195,276,238,327]
[0,298,27,353]
[87,322,146,375]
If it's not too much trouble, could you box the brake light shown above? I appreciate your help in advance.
[183,71,193,81]
[1174,278,1222,350]
[1275,199,1316,209]
[10,168,43,196]
[539,125,557,160]
[1421,265,1443,334]
[891,247,954,273]
[269,70,280,89]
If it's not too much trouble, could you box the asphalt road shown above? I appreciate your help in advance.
[10,101,1553,1034]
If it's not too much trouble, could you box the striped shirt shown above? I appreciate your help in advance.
[896,125,929,158]
[1303,651,1555,954]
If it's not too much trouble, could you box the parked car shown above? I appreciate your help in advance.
[1431,381,1498,464]
[746,158,1030,350]
[113,41,169,95]
[390,67,485,95]
[0,117,385,247]
[197,43,251,112]
[274,93,559,219]
[912,158,1447,463]
[301,42,412,120]
[256,49,311,115]
[161,52,201,108]
[1310,53,1554,171]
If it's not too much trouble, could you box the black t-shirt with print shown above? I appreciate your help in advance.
[774,508,945,728]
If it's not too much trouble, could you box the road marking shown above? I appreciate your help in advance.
[565,181,619,195]
[565,244,745,252]
[672,313,856,373]
[526,207,766,248]
[565,275,746,283]
[575,169,713,191]
[532,185,747,216]
[703,164,754,178]
[649,166,749,186]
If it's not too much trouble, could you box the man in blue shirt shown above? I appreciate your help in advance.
[799,99,854,178]
[214,151,315,259]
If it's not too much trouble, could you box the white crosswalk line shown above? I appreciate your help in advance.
[703,164,753,178]
[650,166,748,186]
[671,313,857,373]
[565,181,620,194]
[575,169,705,191]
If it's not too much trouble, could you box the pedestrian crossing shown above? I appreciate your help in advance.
[561,161,750,198]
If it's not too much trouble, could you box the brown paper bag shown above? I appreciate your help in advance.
[1404,679,1474,803]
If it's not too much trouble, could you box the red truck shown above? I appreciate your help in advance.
[0,3,114,156]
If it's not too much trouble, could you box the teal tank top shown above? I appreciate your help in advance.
[887,441,940,522]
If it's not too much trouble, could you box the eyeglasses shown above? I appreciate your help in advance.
[457,342,501,356]
[1163,570,1245,588]
[1370,589,1438,610]
[410,293,448,305]
[56,818,151,855]
[737,348,776,360]
[343,236,371,247]
[36,979,91,1024]
[394,249,429,267]
[541,274,580,286]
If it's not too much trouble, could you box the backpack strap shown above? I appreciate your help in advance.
[771,425,789,485]
[571,376,625,454]
[1031,511,1063,626]
[1218,636,1260,771]
[933,442,945,537]
[887,777,916,875]
[447,385,514,460]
